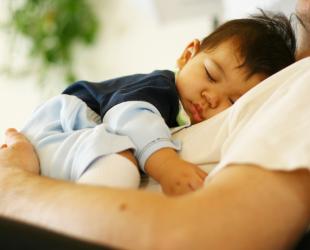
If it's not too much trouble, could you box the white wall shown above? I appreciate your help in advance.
[223,0,297,19]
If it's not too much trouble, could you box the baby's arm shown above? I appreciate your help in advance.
[145,148,207,195]
[103,101,207,195]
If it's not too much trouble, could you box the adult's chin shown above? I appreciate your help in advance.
[296,0,310,26]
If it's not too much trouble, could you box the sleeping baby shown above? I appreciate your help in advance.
[22,11,295,196]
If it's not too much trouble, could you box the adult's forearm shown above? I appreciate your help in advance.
[0,167,173,249]
[0,165,309,250]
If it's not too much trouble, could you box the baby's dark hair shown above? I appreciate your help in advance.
[200,10,296,78]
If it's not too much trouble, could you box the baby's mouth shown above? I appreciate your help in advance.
[189,102,203,123]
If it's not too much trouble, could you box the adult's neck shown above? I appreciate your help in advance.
[296,5,310,60]
[296,25,310,60]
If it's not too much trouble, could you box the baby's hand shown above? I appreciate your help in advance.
[158,161,207,196]
[145,148,207,196]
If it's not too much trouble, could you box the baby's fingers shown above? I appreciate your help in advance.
[188,176,205,190]
[195,167,208,180]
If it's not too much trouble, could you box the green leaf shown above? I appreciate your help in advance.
[7,0,100,86]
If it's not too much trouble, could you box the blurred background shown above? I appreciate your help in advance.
[0,0,296,141]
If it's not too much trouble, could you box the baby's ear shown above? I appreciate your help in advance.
[177,39,201,69]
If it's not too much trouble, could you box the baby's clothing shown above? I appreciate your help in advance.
[63,70,179,127]
[77,153,140,188]
[22,95,133,180]
[22,70,186,181]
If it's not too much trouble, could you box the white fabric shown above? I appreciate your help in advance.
[209,57,310,179]
[172,108,230,173]
[77,154,140,189]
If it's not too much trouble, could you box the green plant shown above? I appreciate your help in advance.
[9,0,99,84]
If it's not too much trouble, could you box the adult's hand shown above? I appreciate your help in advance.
[0,128,39,174]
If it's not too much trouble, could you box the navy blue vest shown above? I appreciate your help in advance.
[63,70,180,127]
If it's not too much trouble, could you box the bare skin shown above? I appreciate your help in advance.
[0,129,310,249]
[145,148,207,195]
[296,0,310,59]
[118,148,207,196]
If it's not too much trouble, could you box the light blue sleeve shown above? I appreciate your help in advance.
[102,101,181,172]
[21,95,136,180]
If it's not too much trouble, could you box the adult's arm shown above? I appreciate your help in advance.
[0,159,309,249]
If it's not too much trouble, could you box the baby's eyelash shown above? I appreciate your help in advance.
[229,98,235,104]
[205,68,216,82]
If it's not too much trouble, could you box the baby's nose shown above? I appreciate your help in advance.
[201,91,219,109]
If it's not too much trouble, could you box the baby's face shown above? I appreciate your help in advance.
[176,40,266,124]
